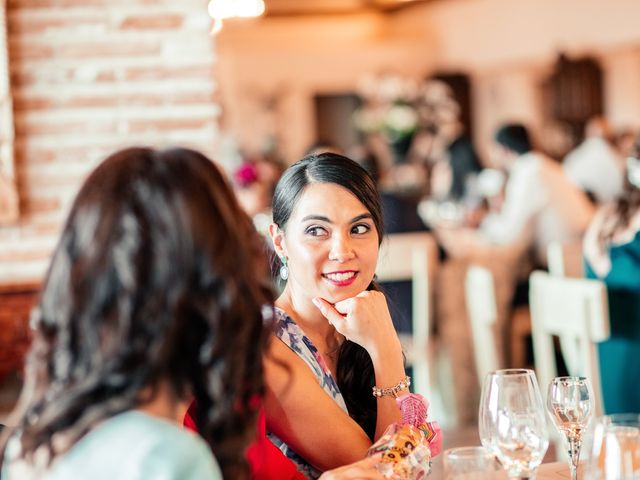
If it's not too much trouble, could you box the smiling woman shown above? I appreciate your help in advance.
[265,153,407,478]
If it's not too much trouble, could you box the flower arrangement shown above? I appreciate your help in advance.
[353,73,419,143]
[353,73,461,162]
[233,161,259,188]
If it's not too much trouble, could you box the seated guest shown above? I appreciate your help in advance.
[476,123,594,265]
[583,137,640,414]
[433,123,594,425]
[266,153,438,478]
[563,116,624,204]
[0,147,273,479]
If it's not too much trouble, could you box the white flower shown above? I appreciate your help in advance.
[384,104,418,138]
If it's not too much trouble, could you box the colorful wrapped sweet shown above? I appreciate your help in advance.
[367,393,442,479]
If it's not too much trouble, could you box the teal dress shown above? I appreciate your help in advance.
[585,230,640,414]
[2,411,222,480]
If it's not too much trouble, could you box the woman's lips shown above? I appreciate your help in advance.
[322,270,358,286]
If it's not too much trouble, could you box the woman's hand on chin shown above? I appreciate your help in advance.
[312,291,401,359]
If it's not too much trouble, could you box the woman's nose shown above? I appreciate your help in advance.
[328,234,355,262]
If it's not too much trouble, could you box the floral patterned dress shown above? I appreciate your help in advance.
[267,308,349,479]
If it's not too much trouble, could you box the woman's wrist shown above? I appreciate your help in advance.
[367,335,403,364]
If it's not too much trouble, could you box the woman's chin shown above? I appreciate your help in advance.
[320,285,368,305]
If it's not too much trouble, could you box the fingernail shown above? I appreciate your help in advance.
[311,297,321,308]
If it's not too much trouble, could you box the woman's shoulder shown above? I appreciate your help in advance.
[45,411,221,480]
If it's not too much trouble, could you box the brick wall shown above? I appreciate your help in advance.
[0,0,218,284]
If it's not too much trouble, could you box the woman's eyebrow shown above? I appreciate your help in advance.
[351,213,373,223]
[301,214,332,223]
[300,213,372,223]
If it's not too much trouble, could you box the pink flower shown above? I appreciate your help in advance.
[233,162,259,188]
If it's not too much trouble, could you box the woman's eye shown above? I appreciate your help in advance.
[305,226,327,237]
[352,224,370,235]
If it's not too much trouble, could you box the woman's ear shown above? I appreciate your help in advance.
[268,223,286,258]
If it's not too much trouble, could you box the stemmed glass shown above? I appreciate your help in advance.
[546,377,594,480]
[584,414,640,480]
[479,369,549,479]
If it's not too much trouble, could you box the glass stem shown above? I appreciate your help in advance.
[567,437,581,480]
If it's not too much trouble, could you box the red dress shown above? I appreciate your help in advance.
[183,403,305,480]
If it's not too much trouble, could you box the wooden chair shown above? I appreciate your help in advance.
[529,270,610,415]
[465,265,499,387]
[376,232,437,398]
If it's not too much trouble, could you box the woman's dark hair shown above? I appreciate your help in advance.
[272,152,384,440]
[495,123,533,155]
[599,135,640,245]
[0,147,272,479]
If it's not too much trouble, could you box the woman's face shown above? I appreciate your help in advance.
[274,182,380,305]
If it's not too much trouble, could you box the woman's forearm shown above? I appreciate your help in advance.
[369,340,406,440]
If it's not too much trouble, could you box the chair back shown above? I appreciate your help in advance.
[465,265,499,386]
[529,270,609,414]
[376,232,436,397]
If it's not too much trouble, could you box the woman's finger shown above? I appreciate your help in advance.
[312,297,347,331]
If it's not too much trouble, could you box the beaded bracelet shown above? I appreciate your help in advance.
[372,375,411,398]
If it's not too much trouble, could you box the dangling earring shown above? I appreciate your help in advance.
[279,256,289,281]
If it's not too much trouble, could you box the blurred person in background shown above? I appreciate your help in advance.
[563,116,624,204]
[428,119,482,203]
[614,127,637,159]
[439,123,594,266]
[432,123,594,425]
[583,135,640,415]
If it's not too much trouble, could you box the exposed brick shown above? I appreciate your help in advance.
[120,14,183,30]
[123,64,214,81]
[57,41,162,58]
[127,117,213,132]
[22,196,61,214]
[8,41,53,60]
[1,1,218,292]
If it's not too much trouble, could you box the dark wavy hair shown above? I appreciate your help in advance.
[271,152,384,440]
[495,123,533,155]
[599,135,640,245]
[0,147,272,479]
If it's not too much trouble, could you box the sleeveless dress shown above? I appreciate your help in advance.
[584,230,640,414]
[267,308,349,479]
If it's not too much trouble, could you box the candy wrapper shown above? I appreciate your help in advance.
[367,393,442,479]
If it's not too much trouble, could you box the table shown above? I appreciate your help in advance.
[537,461,584,479]
[481,462,583,479]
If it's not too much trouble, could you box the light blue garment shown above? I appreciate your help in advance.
[2,411,222,480]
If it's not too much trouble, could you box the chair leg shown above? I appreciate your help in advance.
[509,306,531,368]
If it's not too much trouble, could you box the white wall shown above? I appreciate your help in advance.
[392,0,640,159]
[216,13,435,164]
[218,0,640,164]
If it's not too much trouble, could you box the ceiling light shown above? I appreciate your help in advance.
[207,0,266,20]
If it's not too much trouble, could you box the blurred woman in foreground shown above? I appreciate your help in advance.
[0,147,271,479]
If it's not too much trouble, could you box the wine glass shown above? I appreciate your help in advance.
[443,446,501,479]
[546,377,594,480]
[584,414,640,480]
[479,369,549,479]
